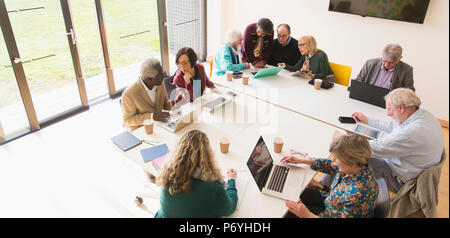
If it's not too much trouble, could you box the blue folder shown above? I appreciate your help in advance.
[111,131,142,151]
[140,144,169,163]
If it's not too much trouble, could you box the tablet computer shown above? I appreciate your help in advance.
[354,124,381,139]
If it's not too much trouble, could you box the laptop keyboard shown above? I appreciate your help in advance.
[206,97,226,110]
[167,119,179,130]
[267,165,289,193]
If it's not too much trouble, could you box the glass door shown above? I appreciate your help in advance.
[70,1,108,102]
[5,0,84,122]
[102,0,162,90]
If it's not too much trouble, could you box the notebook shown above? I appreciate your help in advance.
[111,131,142,151]
[140,144,170,170]
[152,154,168,170]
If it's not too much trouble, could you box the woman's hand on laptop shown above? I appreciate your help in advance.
[281,155,313,166]
[352,112,369,124]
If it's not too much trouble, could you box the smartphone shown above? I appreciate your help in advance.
[226,91,238,97]
[339,116,357,124]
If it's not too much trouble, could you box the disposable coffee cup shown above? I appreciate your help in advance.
[220,137,230,153]
[274,137,284,153]
[314,79,322,90]
[242,75,249,85]
[226,71,233,81]
[143,119,154,135]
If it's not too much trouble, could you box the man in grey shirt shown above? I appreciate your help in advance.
[354,43,415,91]
[351,88,444,192]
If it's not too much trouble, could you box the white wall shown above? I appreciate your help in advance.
[207,0,449,121]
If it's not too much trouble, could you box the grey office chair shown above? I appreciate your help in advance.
[374,178,390,218]
[164,74,177,99]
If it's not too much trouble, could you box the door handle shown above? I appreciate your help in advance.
[67,28,76,45]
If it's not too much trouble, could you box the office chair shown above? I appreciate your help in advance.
[329,62,352,87]
[164,74,177,99]
[374,178,390,218]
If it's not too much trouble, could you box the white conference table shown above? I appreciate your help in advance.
[119,89,340,217]
[211,67,390,134]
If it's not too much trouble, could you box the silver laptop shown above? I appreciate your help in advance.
[247,136,306,201]
[203,91,237,112]
[158,104,202,133]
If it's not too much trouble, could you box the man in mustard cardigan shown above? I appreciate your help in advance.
[121,59,174,131]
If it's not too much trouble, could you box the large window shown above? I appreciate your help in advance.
[6,0,82,121]
[0,31,30,142]
[0,0,206,145]
[166,0,207,74]
[102,0,161,90]
[71,1,108,101]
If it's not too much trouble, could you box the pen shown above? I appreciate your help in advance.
[142,140,155,146]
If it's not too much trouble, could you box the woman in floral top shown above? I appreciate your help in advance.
[281,134,379,218]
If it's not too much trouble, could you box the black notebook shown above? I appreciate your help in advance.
[111,131,142,151]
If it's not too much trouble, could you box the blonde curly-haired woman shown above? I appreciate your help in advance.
[155,130,238,218]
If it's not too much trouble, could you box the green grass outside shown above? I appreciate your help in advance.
[0,0,160,107]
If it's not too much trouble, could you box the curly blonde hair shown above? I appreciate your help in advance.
[157,130,224,195]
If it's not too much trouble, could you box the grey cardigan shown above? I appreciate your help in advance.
[354,58,415,91]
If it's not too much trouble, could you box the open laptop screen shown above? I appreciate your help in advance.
[247,136,273,191]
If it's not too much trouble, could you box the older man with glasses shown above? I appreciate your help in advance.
[326,88,444,194]
[268,24,302,67]
[354,43,415,91]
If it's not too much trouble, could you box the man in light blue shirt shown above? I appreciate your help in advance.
[352,88,444,192]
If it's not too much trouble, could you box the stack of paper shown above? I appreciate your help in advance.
[140,144,169,170]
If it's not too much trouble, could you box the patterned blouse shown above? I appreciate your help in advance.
[311,159,379,218]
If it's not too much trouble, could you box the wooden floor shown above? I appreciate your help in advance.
[0,98,448,218]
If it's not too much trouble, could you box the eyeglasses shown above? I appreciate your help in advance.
[382,59,396,65]
[278,34,289,39]
[298,43,307,47]
[177,61,190,66]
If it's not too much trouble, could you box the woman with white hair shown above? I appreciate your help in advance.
[213,30,250,76]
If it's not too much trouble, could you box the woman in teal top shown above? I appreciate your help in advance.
[155,130,238,218]
[282,35,335,82]
[213,30,250,76]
